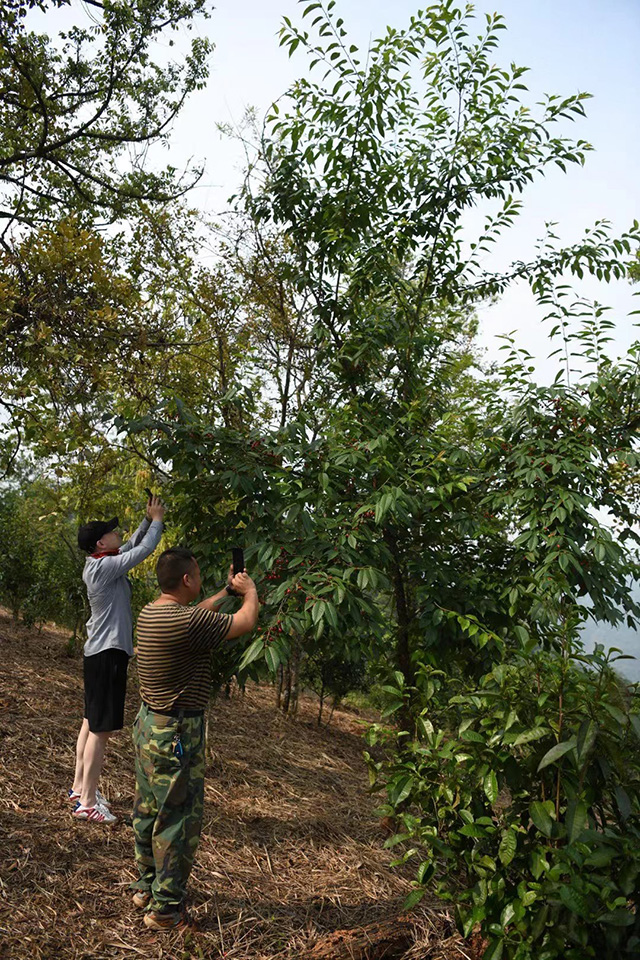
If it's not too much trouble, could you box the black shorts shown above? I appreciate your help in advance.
[83,649,129,733]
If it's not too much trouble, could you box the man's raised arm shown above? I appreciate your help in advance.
[120,495,164,554]
[92,499,165,583]
[225,573,259,640]
[197,570,259,639]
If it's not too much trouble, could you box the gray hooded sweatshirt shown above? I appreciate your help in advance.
[82,518,163,658]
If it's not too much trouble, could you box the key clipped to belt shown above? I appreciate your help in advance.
[172,733,184,760]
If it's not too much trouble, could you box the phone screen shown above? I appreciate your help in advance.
[232,547,244,576]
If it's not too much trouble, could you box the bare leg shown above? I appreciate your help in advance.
[80,730,113,807]
[72,718,90,795]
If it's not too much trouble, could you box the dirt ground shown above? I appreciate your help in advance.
[0,609,472,960]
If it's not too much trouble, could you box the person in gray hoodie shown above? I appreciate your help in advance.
[70,495,165,823]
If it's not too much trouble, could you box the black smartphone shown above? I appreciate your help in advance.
[232,547,244,576]
[144,487,153,501]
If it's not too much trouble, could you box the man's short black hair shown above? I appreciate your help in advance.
[156,548,197,591]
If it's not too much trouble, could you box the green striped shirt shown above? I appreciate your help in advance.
[135,602,232,711]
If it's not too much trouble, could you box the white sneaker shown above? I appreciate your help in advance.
[73,801,117,823]
[68,787,112,808]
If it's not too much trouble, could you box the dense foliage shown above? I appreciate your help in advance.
[366,636,640,959]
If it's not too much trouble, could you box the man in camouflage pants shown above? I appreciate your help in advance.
[132,707,206,914]
[131,547,258,931]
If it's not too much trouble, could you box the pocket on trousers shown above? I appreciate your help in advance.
[144,729,181,773]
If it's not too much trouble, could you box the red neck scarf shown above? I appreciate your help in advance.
[91,549,120,558]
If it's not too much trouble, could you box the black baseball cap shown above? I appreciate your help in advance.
[77,517,119,553]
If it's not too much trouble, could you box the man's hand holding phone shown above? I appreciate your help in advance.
[226,548,247,597]
[145,490,165,523]
[230,571,256,596]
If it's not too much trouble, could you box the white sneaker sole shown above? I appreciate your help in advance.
[73,807,117,824]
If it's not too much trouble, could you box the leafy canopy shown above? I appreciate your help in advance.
[0,0,212,232]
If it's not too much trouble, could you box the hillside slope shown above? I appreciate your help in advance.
[0,610,468,960]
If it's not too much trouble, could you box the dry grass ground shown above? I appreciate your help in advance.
[0,610,474,960]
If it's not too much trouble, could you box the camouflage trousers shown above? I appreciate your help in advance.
[131,703,205,912]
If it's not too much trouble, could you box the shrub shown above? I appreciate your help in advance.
[366,633,640,959]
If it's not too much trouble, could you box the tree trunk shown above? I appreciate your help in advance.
[298,916,415,959]
[393,567,413,689]
[384,531,414,689]
[317,677,325,725]
[276,664,283,710]
[290,643,301,717]
[281,660,292,715]
[326,698,337,726]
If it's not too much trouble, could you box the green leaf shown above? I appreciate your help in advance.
[324,600,339,629]
[417,861,435,885]
[380,699,404,718]
[459,823,490,837]
[404,888,425,910]
[615,785,631,822]
[513,624,529,645]
[238,637,264,671]
[599,908,634,927]
[529,801,553,837]
[498,829,517,866]
[513,727,548,746]
[537,737,576,772]
[416,716,434,741]
[483,938,503,960]
[565,799,588,844]
[461,729,485,743]
[500,901,515,927]
[531,903,549,940]
[603,702,627,726]
[530,847,548,879]
[456,903,486,938]
[576,719,597,761]
[484,771,499,804]
[265,643,281,673]
[559,884,588,917]
[389,775,413,806]
[311,600,325,625]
